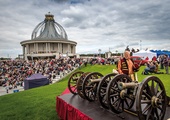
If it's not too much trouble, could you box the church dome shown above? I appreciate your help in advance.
[31,12,68,40]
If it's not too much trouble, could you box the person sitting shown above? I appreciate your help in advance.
[143,61,156,75]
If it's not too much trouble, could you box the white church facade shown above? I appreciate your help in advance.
[20,12,77,60]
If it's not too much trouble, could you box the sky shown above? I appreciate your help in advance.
[0,0,170,58]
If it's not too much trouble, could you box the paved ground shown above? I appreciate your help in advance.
[0,86,24,96]
[0,76,62,96]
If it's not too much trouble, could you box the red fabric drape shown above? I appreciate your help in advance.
[56,96,92,120]
[67,104,74,120]
[56,96,68,120]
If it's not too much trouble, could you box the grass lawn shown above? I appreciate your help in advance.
[0,64,169,120]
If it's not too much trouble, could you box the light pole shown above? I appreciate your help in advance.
[115,50,118,54]
[98,49,101,57]
[140,40,142,50]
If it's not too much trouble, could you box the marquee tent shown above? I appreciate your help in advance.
[24,73,49,90]
[132,50,157,61]
[150,50,170,57]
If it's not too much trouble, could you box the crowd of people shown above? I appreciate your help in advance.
[0,56,119,93]
[0,53,169,93]
[0,58,84,93]
[143,54,169,75]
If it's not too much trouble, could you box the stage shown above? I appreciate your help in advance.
[56,93,170,120]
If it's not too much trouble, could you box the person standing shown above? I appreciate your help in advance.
[117,50,139,81]
[163,54,169,74]
[152,56,157,62]
[5,80,10,93]
[160,55,164,69]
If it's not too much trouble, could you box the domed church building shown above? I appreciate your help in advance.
[20,12,77,60]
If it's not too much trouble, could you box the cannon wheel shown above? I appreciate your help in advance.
[106,74,135,113]
[68,71,84,95]
[77,72,91,99]
[97,73,118,109]
[136,76,167,120]
[82,72,103,101]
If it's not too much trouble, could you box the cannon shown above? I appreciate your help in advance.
[68,71,91,96]
[68,71,167,120]
[97,73,118,109]
[106,74,167,120]
[82,72,104,101]
[68,71,84,95]
[82,72,118,102]
[68,71,117,102]
[77,72,91,99]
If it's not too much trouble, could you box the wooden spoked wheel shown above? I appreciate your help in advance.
[106,74,135,113]
[97,73,117,109]
[136,76,167,120]
[77,72,91,99]
[82,72,103,101]
[68,71,84,95]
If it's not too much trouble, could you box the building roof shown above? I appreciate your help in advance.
[31,12,68,40]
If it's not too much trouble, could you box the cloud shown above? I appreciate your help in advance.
[0,0,170,58]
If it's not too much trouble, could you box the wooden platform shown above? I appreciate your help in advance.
[56,93,170,120]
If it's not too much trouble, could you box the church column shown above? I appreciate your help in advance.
[25,45,28,61]
[67,44,69,53]
[46,43,48,53]
[49,43,51,53]
[26,44,29,54]
[23,46,25,59]
[60,43,62,53]
[36,43,39,53]
[58,43,62,53]
[74,45,76,54]
[71,45,73,54]
[22,46,25,55]
[58,43,59,53]
[33,43,36,54]
[61,43,63,53]
[29,44,31,54]
[72,46,74,54]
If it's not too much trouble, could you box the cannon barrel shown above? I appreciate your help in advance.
[90,78,102,83]
[118,82,139,90]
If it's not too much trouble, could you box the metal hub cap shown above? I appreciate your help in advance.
[120,90,126,99]
[151,96,159,107]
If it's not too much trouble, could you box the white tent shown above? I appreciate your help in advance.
[132,50,157,61]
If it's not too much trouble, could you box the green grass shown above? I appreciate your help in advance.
[0,64,169,120]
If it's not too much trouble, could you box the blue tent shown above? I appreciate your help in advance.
[24,73,49,90]
[150,50,170,57]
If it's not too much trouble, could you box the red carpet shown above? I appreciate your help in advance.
[61,88,71,95]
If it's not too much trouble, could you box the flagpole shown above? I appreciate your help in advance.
[140,40,142,50]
